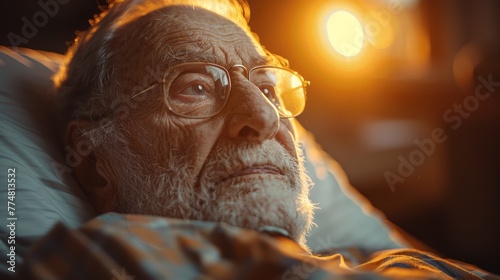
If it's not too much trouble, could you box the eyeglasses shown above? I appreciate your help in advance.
[99,62,309,120]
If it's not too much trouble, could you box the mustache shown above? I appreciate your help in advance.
[198,139,299,189]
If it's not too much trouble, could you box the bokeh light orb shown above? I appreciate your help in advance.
[327,10,364,57]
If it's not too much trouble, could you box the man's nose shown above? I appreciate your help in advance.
[223,80,280,143]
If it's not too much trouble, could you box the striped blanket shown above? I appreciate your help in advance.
[15,213,499,279]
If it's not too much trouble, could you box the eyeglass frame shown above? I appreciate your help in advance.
[98,62,310,120]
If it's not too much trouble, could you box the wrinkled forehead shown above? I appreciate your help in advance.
[130,5,268,68]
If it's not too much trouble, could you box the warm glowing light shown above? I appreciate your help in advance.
[326,11,364,57]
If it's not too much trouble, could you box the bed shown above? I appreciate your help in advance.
[0,46,497,279]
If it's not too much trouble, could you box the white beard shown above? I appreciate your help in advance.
[98,136,314,246]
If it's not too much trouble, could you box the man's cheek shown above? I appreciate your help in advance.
[283,119,298,139]
[275,126,298,158]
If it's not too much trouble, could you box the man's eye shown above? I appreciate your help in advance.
[170,72,216,98]
[179,83,210,96]
[258,85,281,108]
[259,85,276,98]
[178,82,212,96]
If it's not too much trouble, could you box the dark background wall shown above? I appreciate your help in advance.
[1,0,499,274]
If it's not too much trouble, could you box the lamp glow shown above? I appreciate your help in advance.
[327,11,364,57]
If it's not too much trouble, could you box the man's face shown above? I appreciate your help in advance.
[95,6,313,244]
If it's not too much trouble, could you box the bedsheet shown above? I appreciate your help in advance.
[12,213,499,279]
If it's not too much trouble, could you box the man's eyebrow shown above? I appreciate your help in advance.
[168,54,217,65]
[167,54,276,68]
[252,57,272,67]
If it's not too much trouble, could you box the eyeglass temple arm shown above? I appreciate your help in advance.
[97,82,160,120]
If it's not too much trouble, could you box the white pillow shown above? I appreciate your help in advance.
[297,124,407,251]
[0,47,97,266]
[0,47,406,264]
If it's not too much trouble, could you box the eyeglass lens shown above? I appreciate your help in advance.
[164,63,305,118]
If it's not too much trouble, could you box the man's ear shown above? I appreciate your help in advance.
[64,119,116,213]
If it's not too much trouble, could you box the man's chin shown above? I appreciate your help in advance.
[198,181,312,244]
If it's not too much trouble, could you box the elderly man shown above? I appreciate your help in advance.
[11,0,498,279]
[57,0,314,247]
